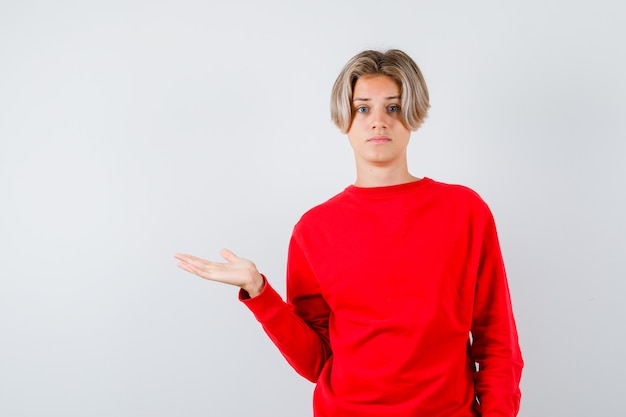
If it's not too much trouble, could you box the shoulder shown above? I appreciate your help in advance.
[424,179,495,223]
[292,188,351,234]
[429,180,483,202]
[298,190,346,223]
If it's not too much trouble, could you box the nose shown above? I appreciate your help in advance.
[370,107,389,130]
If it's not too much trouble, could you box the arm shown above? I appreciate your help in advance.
[175,237,332,382]
[241,233,332,382]
[471,210,524,417]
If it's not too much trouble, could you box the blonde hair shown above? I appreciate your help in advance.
[330,49,430,133]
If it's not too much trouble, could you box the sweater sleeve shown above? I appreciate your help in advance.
[240,232,332,382]
[471,207,524,417]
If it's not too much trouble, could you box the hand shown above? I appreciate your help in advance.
[174,249,265,297]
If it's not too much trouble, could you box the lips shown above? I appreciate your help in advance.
[367,135,391,144]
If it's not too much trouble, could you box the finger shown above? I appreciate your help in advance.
[174,253,194,264]
[177,261,200,275]
[220,248,239,263]
[177,258,217,279]
[174,255,212,275]
[174,253,203,262]
[175,254,214,270]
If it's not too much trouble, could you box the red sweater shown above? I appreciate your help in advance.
[241,178,523,416]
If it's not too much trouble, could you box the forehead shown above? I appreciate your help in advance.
[352,75,401,99]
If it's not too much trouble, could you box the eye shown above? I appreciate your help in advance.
[356,106,368,113]
[388,104,400,113]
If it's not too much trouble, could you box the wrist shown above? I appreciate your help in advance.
[243,273,265,298]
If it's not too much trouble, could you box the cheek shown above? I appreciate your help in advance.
[349,116,367,131]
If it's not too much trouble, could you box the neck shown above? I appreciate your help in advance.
[353,161,420,188]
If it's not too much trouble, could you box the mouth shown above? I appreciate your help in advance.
[367,135,391,144]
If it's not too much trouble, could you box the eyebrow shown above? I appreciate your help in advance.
[353,95,401,102]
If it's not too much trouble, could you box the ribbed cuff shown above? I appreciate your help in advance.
[238,275,287,323]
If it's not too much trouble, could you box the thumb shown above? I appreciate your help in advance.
[220,248,239,263]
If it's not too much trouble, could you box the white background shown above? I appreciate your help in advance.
[1,1,625,416]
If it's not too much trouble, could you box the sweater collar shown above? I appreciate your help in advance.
[345,177,433,197]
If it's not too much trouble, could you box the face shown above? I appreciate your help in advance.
[347,75,411,169]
